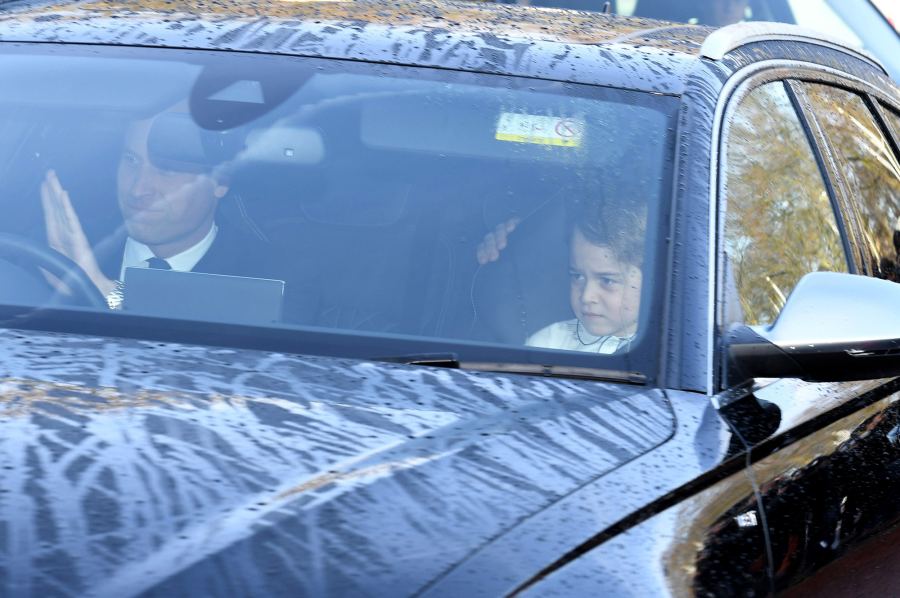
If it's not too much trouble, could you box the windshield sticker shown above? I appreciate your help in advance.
[495,113,584,147]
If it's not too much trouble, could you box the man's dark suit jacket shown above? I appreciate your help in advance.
[96,222,319,324]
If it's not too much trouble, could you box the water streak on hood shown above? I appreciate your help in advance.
[0,329,674,596]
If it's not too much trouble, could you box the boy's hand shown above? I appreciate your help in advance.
[476,217,520,265]
[41,170,116,298]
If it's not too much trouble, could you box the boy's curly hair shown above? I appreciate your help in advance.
[570,199,647,269]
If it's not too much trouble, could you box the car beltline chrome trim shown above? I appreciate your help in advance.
[700,22,886,75]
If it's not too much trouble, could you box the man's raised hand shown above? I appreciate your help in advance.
[40,170,115,297]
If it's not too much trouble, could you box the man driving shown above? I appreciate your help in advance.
[40,107,294,312]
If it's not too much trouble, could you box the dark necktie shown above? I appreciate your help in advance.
[146,257,172,270]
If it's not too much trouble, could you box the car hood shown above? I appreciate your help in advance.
[0,329,674,597]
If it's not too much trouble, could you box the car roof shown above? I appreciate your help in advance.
[0,0,888,95]
[0,0,712,93]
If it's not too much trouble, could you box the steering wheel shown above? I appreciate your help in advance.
[0,233,108,309]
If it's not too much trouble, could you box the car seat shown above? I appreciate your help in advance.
[469,195,572,345]
[229,142,454,334]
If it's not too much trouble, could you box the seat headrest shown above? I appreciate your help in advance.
[472,198,572,345]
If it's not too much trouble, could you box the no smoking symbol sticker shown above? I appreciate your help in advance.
[555,119,579,138]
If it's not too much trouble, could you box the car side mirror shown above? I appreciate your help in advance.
[726,272,900,384]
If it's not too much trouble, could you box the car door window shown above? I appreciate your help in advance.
[722,81,848,326]
[882,103,900,155]
[803,84,900,281]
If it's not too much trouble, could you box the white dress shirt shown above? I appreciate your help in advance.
[526,318,634,354]
[119,224,218,280]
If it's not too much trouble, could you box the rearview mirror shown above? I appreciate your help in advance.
[726,272,900,384]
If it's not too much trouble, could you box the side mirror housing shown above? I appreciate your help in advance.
[727,272,900,384]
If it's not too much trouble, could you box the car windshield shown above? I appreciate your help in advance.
[0,45,675,375]
[491,0,900,81]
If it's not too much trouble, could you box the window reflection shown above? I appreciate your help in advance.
[805,84,900,282]
[723,82,847,326]
[0,47,677,368]
[885,107,900,144]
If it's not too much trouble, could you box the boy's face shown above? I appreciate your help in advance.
[569,229,642,338]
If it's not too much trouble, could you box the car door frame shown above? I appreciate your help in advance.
[710,63,871,392]
[710,49,900,592]
[786,71,900,276]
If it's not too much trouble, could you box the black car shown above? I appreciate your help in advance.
[0,1,899,596]
[486,0,900,81]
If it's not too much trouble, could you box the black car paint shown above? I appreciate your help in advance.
[702,48,900,596]
[0,328,677,597]
[0,0,898,595]
[0,0,700,93]
[712,57,900,590]
[524,380,900,595]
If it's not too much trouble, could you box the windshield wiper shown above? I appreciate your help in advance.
[375,353,647,384]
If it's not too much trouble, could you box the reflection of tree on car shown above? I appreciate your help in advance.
[722,82,847,325]
[802,86,900,285]
[688,403,900,595]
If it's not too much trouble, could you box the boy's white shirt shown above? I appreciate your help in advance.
[526,318,633,354]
